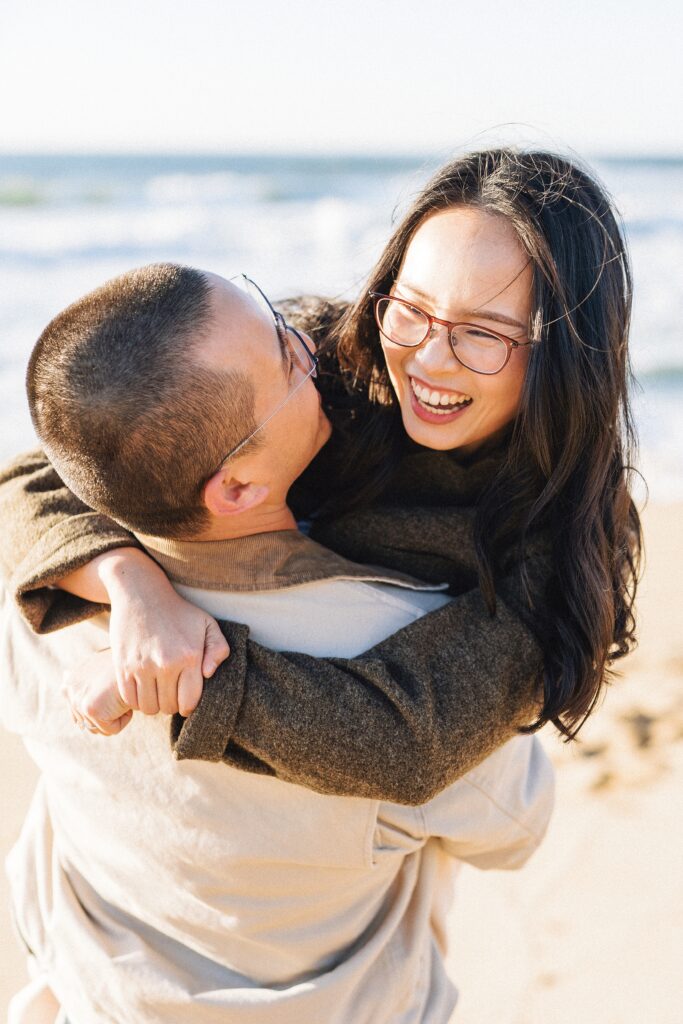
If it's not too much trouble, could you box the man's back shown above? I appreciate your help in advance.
[1,534,553,1024]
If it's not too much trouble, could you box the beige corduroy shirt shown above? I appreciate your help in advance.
[2,529,554,1024]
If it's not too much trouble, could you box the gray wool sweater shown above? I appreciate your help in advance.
[0,446,549,805]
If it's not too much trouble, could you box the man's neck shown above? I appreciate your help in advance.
[196,502,298,542]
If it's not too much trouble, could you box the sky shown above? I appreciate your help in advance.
[1,0,681,155]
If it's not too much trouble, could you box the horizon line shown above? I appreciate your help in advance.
[1,147,683,162]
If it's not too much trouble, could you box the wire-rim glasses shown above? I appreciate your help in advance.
[370,291,536,375]
[213,276,319,471]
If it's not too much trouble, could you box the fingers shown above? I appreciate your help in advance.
[69,697,132,735]
[108,599,221,718]
[156,648,202,714]
[118,647,208,716]
[69,705,89,730]
[69,704,125,737]
[63,660,134,737]
[104,709,134,735]
[117,672,160,715]
[133,675,160,716]
[201,619,230,678]
[117,672,141,711]
[111,613,223,719]
[177,664,204,718]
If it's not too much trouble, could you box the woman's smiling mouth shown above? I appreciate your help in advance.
[409,376,473,422]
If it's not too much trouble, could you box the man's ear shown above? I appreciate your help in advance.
[203,468,269,517]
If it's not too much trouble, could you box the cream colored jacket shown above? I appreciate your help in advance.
[1,531,554,1024]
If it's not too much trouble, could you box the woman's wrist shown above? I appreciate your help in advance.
[95,547,174,604]
[58,546,172,605]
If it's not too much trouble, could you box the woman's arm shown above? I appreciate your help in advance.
[60,548,230,717]
[0,452,231,716]
[0,449,547,805]
[0,449,140,632]
[171,561,545,805]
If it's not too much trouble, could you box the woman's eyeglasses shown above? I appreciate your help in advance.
[370,292,536,375]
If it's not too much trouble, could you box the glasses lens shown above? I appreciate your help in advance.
[451,325,508,374]
[238,275,264,306]
[240,275,278,325]
[376,297,429,347]
[238,276,290,353]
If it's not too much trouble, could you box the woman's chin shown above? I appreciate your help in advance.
[398,395,518,456]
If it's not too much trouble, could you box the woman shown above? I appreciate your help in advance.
[0,148,641,800]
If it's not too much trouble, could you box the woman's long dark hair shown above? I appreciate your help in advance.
[329,148,642,740]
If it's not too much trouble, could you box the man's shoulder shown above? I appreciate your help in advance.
[141,527,449,596]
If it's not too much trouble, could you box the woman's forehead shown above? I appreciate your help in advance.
[399,207,531,318]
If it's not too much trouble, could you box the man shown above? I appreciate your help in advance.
[2,265,553,1023]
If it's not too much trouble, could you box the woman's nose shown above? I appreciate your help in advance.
[413,323,461,375]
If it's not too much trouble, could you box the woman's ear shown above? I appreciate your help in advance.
[203,469,269,517]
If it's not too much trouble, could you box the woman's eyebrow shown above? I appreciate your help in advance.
[468,308,526,330]
[397,281,526,331]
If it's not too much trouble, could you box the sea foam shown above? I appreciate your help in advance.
[0,153,681,498]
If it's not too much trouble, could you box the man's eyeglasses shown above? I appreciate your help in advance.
[370,292,536,375]
[214,275,318,470]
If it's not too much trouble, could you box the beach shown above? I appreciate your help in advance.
[1,501,681,1022]
[446,501,683,1024]
[0,150,681,1021]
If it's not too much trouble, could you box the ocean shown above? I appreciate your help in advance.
[0,152,681,501]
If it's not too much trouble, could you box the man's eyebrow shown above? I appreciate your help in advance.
[396,282,526,331]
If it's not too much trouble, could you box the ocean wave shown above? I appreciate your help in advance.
[0,153,424,214]
[0,193,386,271]
[0,179,46,207]
[0,175,123,208]
[637,365,683,386]
[145,171,271,205]
[0,152,681,498]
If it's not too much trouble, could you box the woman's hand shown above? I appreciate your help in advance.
[109,580,229,717]
[63,648,133,736]
[60,547,230,717]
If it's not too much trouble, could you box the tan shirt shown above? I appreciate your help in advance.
[1,530,554,1024]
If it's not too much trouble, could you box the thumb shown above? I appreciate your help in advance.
[201,618,231,678]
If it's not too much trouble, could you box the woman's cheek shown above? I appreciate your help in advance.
[380,340,404,399]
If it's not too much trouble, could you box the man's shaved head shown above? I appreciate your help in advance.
[28,263,258,538]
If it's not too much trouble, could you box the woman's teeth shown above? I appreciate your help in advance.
[410,379,472,414]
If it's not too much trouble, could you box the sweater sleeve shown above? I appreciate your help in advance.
[0,450,548,806]
[171,563,546,805]
[0,450,142,633]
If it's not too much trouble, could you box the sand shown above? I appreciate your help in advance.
[2,504,681,1023]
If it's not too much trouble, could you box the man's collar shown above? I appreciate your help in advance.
[134,528,446,594]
